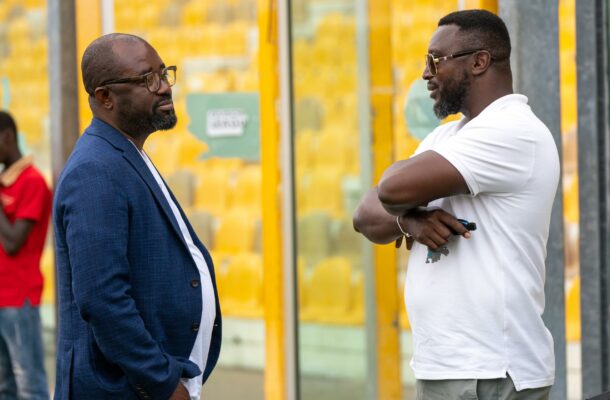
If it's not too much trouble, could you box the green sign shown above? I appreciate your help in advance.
[186,92,260,161]
[403,79,439,141]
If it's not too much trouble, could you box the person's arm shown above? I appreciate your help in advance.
[353,187,470,250]
[377,150,469,216]
[58,163,199,400]
[0,209,34,255]
[353,187,403,244]
[169,382,189,400]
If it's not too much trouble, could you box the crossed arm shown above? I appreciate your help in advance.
[353,150,471,249]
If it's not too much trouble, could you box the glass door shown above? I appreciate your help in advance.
[290,0,372,398]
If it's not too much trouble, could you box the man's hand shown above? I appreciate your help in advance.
[169,382,190,400]
[400,208,471,250]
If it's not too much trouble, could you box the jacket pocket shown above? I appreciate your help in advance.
[87,328,129,393]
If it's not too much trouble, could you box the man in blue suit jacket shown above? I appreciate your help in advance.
[53,33,221,400]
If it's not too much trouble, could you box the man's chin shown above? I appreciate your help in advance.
[433,104,447,120]
[152,114,178,131]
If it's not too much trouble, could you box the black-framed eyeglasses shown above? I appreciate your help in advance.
[425,50,485,76]
[99,66,177,93]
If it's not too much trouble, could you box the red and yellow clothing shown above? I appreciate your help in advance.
[0,156,52,307]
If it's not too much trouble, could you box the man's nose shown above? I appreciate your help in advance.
[156,78,172,95]
[422,65,433,80]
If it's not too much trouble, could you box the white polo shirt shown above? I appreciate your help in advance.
[137,148,216,400]
[405,94,559,390]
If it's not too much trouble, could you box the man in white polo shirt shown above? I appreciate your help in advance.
[353,9,558,400]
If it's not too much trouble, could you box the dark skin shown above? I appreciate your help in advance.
[0,127,34,256]
[92,40,175,150]
[354,24,513,250]
[90,39,187,400]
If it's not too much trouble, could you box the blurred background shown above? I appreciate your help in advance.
[0,0,590,399]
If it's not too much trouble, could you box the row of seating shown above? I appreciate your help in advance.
[41,242,580,335]
[41,248,370,324]
[146,23,255,58]
[155,149,364,219]
[295,127,360,174]
[164,162,262,215]
[115,0,256,30]
[0,2,49,153]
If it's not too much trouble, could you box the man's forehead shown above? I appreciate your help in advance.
[111,40,162,73]
[428,24,462,53]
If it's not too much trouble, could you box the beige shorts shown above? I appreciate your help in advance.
[415,375,551,400]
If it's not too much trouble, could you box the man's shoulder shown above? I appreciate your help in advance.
[416,119,463,151]
[67,134,125,168]
[14,165,50,191]
[57,140,127,192]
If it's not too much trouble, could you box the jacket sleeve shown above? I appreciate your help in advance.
[57,162,199,399]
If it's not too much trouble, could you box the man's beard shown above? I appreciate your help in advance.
[151,109,177,131]
[116,96,177,137]
[433,72,470,119]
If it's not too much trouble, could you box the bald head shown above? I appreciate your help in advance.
[81,33,149,96]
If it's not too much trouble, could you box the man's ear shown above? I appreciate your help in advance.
[93,86,113,110]
[472,50,492,76]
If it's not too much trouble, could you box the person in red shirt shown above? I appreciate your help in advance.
[0,110,51,400]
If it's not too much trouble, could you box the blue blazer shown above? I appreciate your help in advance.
[53,118,222,400]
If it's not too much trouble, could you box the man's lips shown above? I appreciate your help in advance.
[156,100,174,111]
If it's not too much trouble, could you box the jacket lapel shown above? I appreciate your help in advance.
[85,119,189,251]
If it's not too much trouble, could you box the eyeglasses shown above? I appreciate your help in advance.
[99,66,177,93]
[425,50,484,76]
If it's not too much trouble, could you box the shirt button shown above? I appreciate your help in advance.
[192,323,200,332]
[191,279,200,288]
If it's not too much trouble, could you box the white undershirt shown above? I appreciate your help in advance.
[137,147,216,400]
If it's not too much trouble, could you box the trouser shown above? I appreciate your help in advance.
[0,301,49,400]
[415,375,551,400]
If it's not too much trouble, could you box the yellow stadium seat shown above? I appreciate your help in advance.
[223,21,248,56]
[210,251,230,303]
[181,0,209,26]
[205,157,244,171]
[300,256,352,324]
[166,170,196,210]
[294,129,317,172]
[313,130,353,172]
[221,252,263,318]
[193,167,234,215]
[230,164,261,211]
[295,98,324,132]
[187,210,215,248]
[302,168,344,217]
[213,209,258,254]
[297,211,331,267]
[332,216,362,262]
